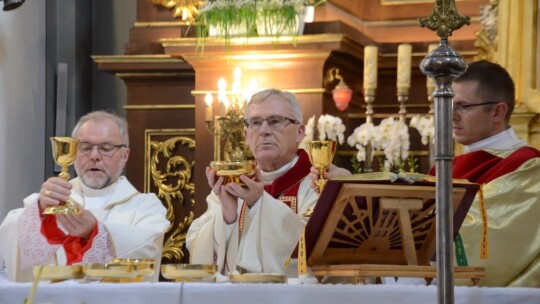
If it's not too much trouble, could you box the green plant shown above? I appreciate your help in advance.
[256,0,304,37]
[196,0,258,49]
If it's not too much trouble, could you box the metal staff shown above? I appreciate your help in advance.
[419,1,470,303]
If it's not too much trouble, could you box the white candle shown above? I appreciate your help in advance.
[204,93,213,122]
[363,45,378,91]
[397,43,412,94]
[426,43,438,93]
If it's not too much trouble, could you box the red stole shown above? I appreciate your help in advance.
[41,215,98,265]
[263,149,312,213]
[429,147,540,184]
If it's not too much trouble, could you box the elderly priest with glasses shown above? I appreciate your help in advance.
[187,89,319,278]
[0,111,169,282]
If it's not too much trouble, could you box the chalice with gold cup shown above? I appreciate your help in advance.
[42,137,81,215]
[306,140,337,193]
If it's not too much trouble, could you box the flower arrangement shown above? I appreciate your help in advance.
[299,114,345,150]
[409,114,434,145]
[256,0,305,37]
[382,118,410,172]
[196,0,327,48]
[347,117,414,173]
[317,114,346,144]
[346,122,379,164]
[197,0,258,46]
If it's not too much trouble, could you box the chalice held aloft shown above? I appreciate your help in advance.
[306,140,337,193]
[42,137,81,215]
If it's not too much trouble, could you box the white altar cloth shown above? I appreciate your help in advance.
[1,281,539,304]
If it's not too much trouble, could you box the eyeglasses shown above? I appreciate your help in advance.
[78,142,127,157]
[452,101,500,112]
[243,115,299,131]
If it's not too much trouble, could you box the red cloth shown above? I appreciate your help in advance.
[40,215,98,265]
[429,147,540,184]
[263,149,311,202]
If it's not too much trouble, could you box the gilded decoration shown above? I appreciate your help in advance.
[474,0,498,61]
[145,129,196,263]
[147,0,202,22]
[418,0,471,39]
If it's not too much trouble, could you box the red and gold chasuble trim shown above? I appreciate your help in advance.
[430,146,540,262]
[430,146,540,183]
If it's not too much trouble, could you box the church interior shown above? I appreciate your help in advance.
[0,0,539,302]
[92,0,540,266]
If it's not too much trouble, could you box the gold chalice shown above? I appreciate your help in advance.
[43,137,81,215]
[306,140,337,193]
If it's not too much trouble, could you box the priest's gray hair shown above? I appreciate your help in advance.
[244,88,304,123]
[72,110,130,146]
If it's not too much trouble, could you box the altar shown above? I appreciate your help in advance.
[1,282,539,304]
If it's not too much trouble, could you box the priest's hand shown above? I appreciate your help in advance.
[225,168,264,209]
[38,177,73,213]
[56,210,97,239]
[309,164,352,187]
[207,166,239,224]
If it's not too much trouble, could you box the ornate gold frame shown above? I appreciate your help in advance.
[145,128,196,263]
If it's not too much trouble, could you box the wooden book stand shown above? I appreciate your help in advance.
[304,173,485,285]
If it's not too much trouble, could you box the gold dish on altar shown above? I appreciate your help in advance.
[210,160,257,185]
[84,259,155,282]
[33,265,84,281]
[229,273,287,284]
[161,264,217,282]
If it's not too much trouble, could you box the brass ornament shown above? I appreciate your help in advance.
[147,0,202,23]
[418,0,471,39]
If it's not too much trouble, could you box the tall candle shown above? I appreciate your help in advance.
[426,43,438,93]
[363,45,378,91]
[204,93,213,122]
[397,43,412,94]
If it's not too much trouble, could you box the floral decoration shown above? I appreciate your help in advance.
[317,114,346,144]
[299,114,345,150]
[347,117,413,173]
[409,114,434,145]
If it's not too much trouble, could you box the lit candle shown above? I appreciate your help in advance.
[363,45,378,91]
[217,77,227,116]
[426,43,438,94]
[204,93,213,122]
[397,43,412,95]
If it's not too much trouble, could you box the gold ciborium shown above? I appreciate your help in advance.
[306,140,337,193]
[43,137,81,215]
[210,160,257,186]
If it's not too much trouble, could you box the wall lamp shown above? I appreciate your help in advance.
[2,0,24,11]
[325,67,353,111]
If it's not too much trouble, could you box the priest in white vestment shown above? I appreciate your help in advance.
[187,89,319,278]
[0,111,169,282]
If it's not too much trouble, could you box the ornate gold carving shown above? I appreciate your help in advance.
[418,0,471,39]
[146,130,196,263]
[147,0,202,23]
[474,1,498,61]
[474,30,496,62]
[162,211,195,263]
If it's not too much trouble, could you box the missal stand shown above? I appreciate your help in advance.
[305,173,485,285]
